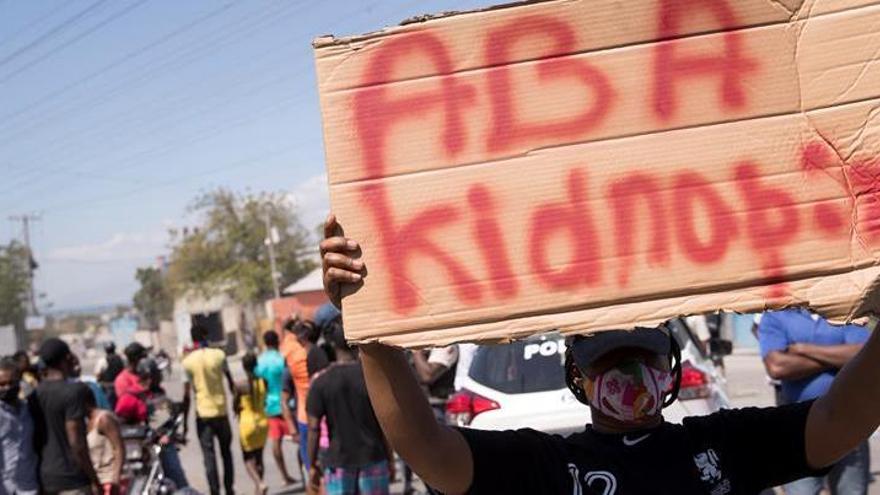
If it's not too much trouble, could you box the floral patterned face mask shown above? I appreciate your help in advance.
[583,360,673,422]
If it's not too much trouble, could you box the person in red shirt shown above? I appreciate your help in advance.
[114,358,189,490]
[114,343,147,401]
[114,359,150,425]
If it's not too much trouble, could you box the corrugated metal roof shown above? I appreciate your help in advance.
[282,267,324,295]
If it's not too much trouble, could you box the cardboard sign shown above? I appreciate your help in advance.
[314,0,880,346]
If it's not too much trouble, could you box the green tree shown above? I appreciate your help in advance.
[166,189,316,303]
[0,242,29,329]
[133,267,173,330]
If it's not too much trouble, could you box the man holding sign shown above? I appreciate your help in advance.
[321,214,880,495]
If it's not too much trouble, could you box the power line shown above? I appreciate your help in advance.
[0,91,307,207]
[0,0,150,84]
[1,35,300,176]
[0,2,77,54]
[0,1,239,132]
[33,142,305,215]
[0,0,109,70]
[5,69,306,184]
[0,0,300,144]
[0,0,346,177]
[0,2,314,186]
[0,0,400,206]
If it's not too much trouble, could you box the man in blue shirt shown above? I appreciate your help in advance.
[758,308,870,495]
[256,330,296,486]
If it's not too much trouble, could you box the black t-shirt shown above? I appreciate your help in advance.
[307,346,330,377]
[98,353,124,384]
[34,379,92,491]
[306,362,387,469]
[459,401,828,495]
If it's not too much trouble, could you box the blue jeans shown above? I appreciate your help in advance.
[298,421,310,470]
[160,446,189,489]
[784,441,870,495]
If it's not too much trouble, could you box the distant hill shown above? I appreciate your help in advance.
[47,302,131,317]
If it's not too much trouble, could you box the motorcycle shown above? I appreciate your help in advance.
[121,402,196,495]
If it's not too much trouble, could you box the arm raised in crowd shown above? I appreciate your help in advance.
[806,326,880,469]
[321,214,474,495]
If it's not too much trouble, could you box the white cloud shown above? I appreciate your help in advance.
[37,230,169,310]
[46,231,167,263]
[40,263,139,310]
[288,173,329,231]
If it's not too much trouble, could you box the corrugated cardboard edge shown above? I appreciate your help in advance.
[311,0,880,345]
[312,0,560,49]
[353,267,880,347]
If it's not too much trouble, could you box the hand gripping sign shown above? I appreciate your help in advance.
[313,0,880,346]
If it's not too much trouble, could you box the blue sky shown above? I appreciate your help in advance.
[0,0,487,311]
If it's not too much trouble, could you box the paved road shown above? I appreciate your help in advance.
[161,361,425,495]
[157,352,876,494]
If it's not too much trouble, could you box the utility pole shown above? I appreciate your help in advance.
[8,213,40,316]
[263,212,281,299]
[8,213,40,351]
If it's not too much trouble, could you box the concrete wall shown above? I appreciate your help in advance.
[173,291,246,355]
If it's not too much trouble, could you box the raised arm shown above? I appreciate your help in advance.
[806,325,880,469]
[321,214,474,494]
[360,345,473,493]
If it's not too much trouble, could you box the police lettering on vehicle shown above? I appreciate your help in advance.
[523,339,566,361]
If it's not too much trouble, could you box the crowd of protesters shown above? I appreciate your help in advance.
[0,302,404,495]
[0,337,179,495]
[4,286,873,495]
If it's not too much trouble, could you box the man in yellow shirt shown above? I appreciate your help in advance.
[182,324,236,495]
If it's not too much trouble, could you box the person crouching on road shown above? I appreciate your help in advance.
[237,352,269,495]
[321,212,880,495]
[306,313,395,495]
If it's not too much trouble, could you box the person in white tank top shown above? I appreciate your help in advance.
[85,391,124,495]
